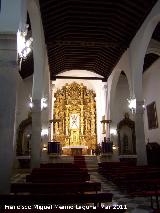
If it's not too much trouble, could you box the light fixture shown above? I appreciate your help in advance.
[42,144,48,151]
[29,96,33,109]
[41,98,48,110]
[28,96,48,110]
[112,145,117,150]
[17,24,33,60]
[142,99,146,110]
[127,97,136,113]
[110,128,117,136]
[41,129,49,137]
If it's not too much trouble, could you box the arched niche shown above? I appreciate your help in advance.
[117,113,136,155]
[112,71,131,126]
[16,114,32,156]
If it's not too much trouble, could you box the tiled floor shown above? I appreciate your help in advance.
[11,169,158,212]
[90,172,156,213]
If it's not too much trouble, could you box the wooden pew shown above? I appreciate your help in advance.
[40,163,78,169]
[0,193,113,207]
[129,190,160,209]
[31,168,88,175]
[11,182,101,194]
[26,173,90,183]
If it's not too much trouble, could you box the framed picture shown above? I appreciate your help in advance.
[146,101,158,129]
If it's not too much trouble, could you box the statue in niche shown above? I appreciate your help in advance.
[117,113,136,155]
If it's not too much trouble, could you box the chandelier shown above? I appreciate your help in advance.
[17,24,33,59]
[127,97,136,113]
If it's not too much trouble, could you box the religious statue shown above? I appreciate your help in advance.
[117,113,136,155]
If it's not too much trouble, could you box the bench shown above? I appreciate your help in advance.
[31,168,88,175]
[40,163,79,169]
[26,173,90,183]
[0,193,113,206]
[130,190,160,209]
[11,182,101,194]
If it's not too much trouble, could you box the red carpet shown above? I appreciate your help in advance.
[74,156,87,170]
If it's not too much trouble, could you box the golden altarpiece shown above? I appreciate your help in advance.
[53,82,97,155]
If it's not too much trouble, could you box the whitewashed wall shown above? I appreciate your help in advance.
[16,75,33,128]
[113,74,130,127]
[143,58,160,144]
[0,0,26,33]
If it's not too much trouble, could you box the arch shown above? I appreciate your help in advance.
[109,69,131,123]
[147,48,160,56]
[147,39,160,56]
[16,114,32,155]
[129,1,160,98]
[27,0,46,99]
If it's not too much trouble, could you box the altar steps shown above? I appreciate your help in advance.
[48,155,98,171]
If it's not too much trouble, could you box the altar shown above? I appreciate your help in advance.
[52,82,97,156]
[62,145,88,156]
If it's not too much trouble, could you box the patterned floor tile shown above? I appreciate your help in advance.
[11,170,156,212]
[90,172,154,213]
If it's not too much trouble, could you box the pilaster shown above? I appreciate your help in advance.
[0,33,18,193]
[135,100,147,165]
[31,99,41,168]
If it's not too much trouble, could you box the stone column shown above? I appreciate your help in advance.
[135,100,147,165]
[48,82,53,141]
[103,83,110,139]
[31,99,42,168]
[0,34,18,193]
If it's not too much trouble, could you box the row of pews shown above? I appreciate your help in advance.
[98,162,160,209]
[0,162,126,212]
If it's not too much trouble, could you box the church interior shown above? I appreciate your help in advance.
[1,0,160,212]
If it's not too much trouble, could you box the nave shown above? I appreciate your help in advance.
[7,158,160,213]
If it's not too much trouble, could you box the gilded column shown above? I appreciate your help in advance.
[80,105,84,135]
[91,96,95,135]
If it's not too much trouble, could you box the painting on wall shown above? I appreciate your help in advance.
[146,101,158,129]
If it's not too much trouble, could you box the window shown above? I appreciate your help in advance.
[147,101,158,129]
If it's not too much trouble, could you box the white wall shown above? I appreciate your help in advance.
[113,74,130,127]
[16,75,33,128]
[143,58,160,144]
[0,0,26,33]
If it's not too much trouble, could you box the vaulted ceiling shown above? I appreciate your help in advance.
[20,0,158,79]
